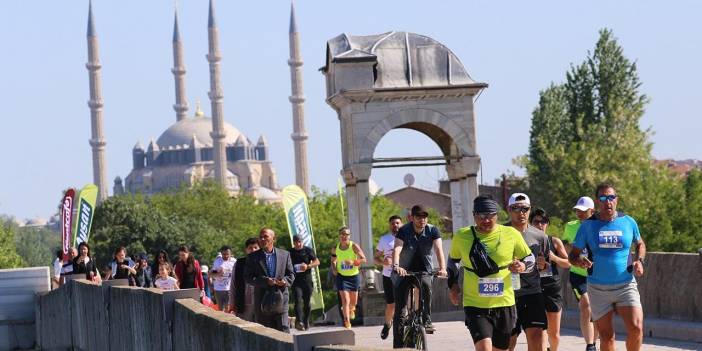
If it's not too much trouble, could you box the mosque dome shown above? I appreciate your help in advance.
[156,106,242,148]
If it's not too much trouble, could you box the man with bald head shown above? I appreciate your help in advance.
[245,228,295,332]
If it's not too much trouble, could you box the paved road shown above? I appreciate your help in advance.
[296,322,701,350]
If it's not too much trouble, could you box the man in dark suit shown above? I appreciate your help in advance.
[245,228,295,333]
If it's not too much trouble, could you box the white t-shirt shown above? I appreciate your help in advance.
[53,258,63,279]
[154,276,178,290]
[377,233,396,277]
[212,257,236,291]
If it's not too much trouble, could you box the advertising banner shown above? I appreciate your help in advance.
[72,184,98,246]
[60,189,76,261]
[282,185,325,312]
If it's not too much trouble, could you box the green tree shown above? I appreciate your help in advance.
[0,220,23,269]
[15,226,61,268]
[525,29,689,251]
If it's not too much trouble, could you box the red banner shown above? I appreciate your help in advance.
[61,189,76,262]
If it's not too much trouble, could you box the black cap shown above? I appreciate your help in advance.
[411,205,429,217]
[292,235,302,242]
[138,253,148,261]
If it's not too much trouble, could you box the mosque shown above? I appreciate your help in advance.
[84,0,310,204]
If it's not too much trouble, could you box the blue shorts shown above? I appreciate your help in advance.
[336,274,361,291]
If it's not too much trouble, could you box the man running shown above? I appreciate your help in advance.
[392,205,447,348]
[448,195,534,351]
[505,193,550,351]
[211,246,236,309]
[570,183,645,351]
[374,215,402,339]
[562,196,598,351]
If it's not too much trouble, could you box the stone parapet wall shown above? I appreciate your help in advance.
[560,252,702,322]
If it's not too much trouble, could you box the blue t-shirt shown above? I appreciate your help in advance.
[573,213,641,285]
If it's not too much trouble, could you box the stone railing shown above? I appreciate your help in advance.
[35,279,359,351]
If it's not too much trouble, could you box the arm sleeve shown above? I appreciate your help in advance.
[521,253,536,273]
[284,253,295,286]
[309,248,318,262]
[431,226,441,241]
[195,261,205,289]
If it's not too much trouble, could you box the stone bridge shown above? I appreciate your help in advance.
[1,252,701,350]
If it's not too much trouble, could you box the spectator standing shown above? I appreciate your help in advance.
[174,246,205,294]
[245,228,295,333]
[52,250,63,289]
[228,237,260,321]
[73,242,101,283]
[60,247,78,277]
[288,235,320,331]
[211,246,236,308]
[134,253,153,288]
[110,247,137,285]
[151,250,171,280]
[154,263,179,290]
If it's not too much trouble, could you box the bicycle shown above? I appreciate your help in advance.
[395,270,442,350]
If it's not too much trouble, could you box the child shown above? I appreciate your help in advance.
[154,263,179,291]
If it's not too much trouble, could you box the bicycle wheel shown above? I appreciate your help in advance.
[413,325,428,351]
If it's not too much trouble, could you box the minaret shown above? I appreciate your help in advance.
[288,1,310,194]
[206,0,227,186]
[172,7,188,122]
[86,0,108,203]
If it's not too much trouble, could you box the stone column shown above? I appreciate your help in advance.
[342,163,374,288]
[447,155,481,232]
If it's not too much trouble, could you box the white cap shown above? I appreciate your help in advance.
[508,193,531,207]
[573,196,595,211]
[201,265,209,273]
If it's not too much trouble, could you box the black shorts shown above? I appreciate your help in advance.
[382,276,395,304]
[464,306,516,350]
[512,293,548,335]
[542,281,563,313]
[569,272,588,300]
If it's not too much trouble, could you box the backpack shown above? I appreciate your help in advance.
[465,226,506,278]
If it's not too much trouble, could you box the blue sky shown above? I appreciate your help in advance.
[1,1,700,220]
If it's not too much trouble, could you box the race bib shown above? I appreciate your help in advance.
[598,231,623,248]
[539,268,553,278]
[294,264,304,273]
[222,268,232,279]
[478,277,504,297]
[341,263,353,271]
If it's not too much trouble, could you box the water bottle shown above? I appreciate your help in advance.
[511,272,521,290]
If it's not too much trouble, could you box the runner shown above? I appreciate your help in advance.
[331,227,367,329]
[374,215,402,340]
[570,183,646,351]
[530,208,571,351]
[505,193,550,351]
[392,205,447,348]
[562,196,598,351]
[448,195,534,351]
[289,235,320,331]
[211,246,236,309]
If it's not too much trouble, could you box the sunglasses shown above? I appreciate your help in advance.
[510,206,530,213]
[598,195,617,202]
[531,218,549,225]
[474,212,497,220]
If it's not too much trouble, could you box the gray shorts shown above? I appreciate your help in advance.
[214,290,229,307]
[588,280,642,321]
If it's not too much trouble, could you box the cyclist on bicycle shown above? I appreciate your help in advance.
[448,196,535,351]
[392,205,447,348]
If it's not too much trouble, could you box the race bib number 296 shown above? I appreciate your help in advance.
[478,278,504,297]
